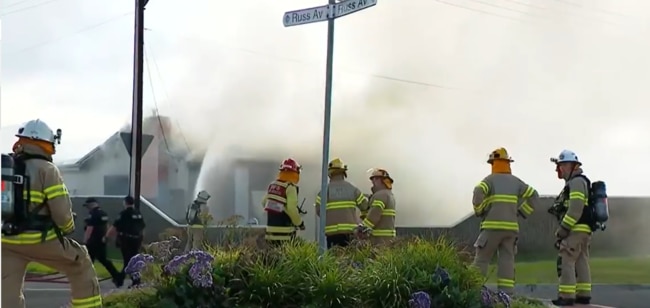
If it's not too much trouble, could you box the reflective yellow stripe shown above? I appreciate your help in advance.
[268,194,287,203]
[373,229,396,237]
[572,224,592,233]
[265,234,293,241]
[266,226,295,233]
[569,191,587,203]
[476,181,489,194]
[576,283,591,291]
[497,278,515,288]
[325,201,357,210]
[371,199,385,209]
[1,230,58,244]
[360,210,368,218]
[562,215,577,227]
[520,202,534,215]
[362,218,375,228]
[324,223,357,234]
[189,224,206,228]
[43,184,69,200]
[355,193,366,204]
[60,218,75,234]
[23,190,45,203]
[71,295,103,308]
[382,209,396,216]
[480,220,519,231]
[315,195,321,205]
[558,284,576,294]
[522,186,536,198]
[475,194,518,213]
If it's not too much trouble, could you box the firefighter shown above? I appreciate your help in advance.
[1,119,101,308]
[106,195,146,288]
[551,150,592,306]
[262,158,305,245]
[361,168,396,245]
[184,190,212,252]
[315,158,368,248]
[471,147,541,296]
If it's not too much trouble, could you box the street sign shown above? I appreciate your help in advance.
[120,132,154,157]
[332,0,377,19]
[283,5,332,27]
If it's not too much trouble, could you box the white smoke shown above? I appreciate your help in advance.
[148,0,650,226]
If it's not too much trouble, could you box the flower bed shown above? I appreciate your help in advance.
[104,236,546,308]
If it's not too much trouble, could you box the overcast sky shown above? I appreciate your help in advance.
[2,0,650,201]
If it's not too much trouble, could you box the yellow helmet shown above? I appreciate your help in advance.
[368,168,394,184]
[328,158,348,171]
[487,147,514,164]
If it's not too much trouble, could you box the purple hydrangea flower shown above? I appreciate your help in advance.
[496,290,511,308]
[408,291,431,308]
[481,286,492,306]
[163,250,214,288]
[432,265,451,287]
[124,253,154,275]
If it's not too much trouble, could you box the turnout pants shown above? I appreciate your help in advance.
[185,226,205,252]
[472,230,518,295]
[326,233,352,248]
[558,232,592,299]
[2,237,102,308]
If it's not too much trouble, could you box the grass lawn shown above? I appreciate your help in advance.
[487,257,650,284]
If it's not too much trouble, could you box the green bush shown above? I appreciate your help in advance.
[104,236,545,308]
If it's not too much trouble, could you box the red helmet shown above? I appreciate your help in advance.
[279,158,301,173]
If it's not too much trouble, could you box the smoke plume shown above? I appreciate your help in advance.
[153,0,650,226]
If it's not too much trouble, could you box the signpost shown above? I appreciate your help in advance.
[283,0,378,255]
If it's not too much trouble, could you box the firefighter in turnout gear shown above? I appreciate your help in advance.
[262,158,305,245]
[361,168,396,245]
[315,158,368,248]
[1,120,101,308]
[551,150,593,306]
[185,190,212,252]
[471,148,541,296]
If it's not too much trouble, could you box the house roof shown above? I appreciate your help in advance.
[57,132,121,170]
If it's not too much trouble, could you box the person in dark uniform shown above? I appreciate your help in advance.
[106,196,145,288]
[82,197,124,288]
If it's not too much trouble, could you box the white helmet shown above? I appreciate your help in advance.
[196,190,211,202]
[550,150,581,165]
[15,119,61,144]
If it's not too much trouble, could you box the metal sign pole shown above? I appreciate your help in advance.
[282,0,378,256]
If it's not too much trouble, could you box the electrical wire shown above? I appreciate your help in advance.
[144,41,192,153]
[143,45,172,154]
[1,0,64,16]
[5,12,132,55]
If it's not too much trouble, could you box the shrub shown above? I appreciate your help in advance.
[104,236,545,308]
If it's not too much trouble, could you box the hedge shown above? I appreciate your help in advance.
[103,236,545,308]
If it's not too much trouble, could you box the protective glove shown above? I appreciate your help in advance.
[555,226,570,239]
[298,222,306,231]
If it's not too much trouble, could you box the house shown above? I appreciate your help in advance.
[57,115,201,221]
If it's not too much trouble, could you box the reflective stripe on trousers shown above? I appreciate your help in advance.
[71,294,103,308]
[480,220,519,232]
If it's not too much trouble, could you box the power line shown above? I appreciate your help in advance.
[143,45,172,154]
[1,0,64,16]
[5,12,132,55]
[144,40,191,153]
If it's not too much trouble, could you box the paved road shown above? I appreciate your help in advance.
[23,282,650,308]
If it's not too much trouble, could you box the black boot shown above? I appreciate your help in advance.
[551,297,575,306]
[112,273,125,288]
[575,296,591,304]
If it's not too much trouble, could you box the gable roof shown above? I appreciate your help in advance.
[57,132,121,170]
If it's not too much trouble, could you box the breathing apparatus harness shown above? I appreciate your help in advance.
[1,153,65,246]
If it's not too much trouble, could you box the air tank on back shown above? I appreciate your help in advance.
[1,154,15,221]
[591,180,609,230]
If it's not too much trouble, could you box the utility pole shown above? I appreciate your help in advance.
[129,0,149,210]
[282,0,378,255]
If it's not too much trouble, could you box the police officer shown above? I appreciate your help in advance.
[262,158,305,246]
[471,148,541,296]
[83,197,124,287]
[315,158,368,248]
[107,196,145,288]
[361,168,397,246]
[551,150,593,306]
[1,119,102,308]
